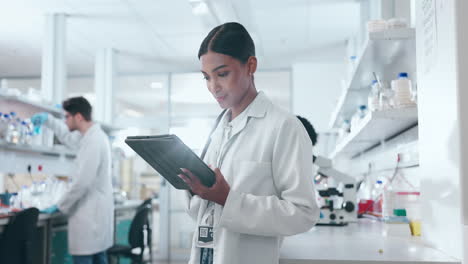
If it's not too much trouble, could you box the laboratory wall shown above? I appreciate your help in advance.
[292,62,345,134]
[416,0,462,259]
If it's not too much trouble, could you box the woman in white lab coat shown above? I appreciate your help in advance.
[179,22,320,264]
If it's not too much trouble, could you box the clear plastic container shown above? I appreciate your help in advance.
[42,126,54,147]
[338,120,351,142]
[5,114,20,144]
[382,184,395,219]
[367,20,387,32]
[368,80,380,112]
[371,180,384,214]
[379,84,394,110]
[1,114,10,140]
[387,18,408,29]
[19,121,32,145]
[19,185,32,209]
[394,191,421,236]
[0,113,6,140]
[394,191,420,216]
[392,72,414,107]
[350,105,368,133]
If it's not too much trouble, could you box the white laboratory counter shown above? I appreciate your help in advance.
[280,219,460,264]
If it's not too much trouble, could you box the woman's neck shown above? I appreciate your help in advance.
[229,86,258,121]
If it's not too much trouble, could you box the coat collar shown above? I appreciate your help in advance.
[223,91,269,122]
[245,91,269,119]
[81,123,101,141]
[218,91,270,140]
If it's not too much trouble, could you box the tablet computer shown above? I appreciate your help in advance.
[125,134,215,190]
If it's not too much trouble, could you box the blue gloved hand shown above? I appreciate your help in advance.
[31,112,49,127]
[40,205,59,214]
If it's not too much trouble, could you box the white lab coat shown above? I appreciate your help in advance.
[185,92,320,264]
[46,117,114,255]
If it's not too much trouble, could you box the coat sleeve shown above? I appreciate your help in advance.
[45,116,82,149]
[218,117,320,237]
[57,137,101,214]
[184,191,202,221]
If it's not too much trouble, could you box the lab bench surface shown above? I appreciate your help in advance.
[280,219,460,264]
[0,199,156,264]
[0,199,150,226]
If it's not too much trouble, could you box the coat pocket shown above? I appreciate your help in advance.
[232,161,275,195]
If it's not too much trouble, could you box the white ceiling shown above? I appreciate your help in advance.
[0,0,361,78]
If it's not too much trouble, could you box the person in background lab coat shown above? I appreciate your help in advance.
[32,96,113,264]
[296,116,318,147]
[178,22,320,264]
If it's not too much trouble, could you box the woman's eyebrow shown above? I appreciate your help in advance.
[201,65,228,75]
[212,65,228,72]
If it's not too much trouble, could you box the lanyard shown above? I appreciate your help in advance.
[203,202,215,226]
[216,123,233,169]
[201,109,227,161]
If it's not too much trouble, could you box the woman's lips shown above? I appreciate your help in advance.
[216,95,226,102]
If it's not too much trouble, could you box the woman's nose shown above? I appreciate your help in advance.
[208,79,221,94]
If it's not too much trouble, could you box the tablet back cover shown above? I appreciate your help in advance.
[125,135,215,189]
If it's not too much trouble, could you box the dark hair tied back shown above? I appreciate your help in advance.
[198,22,255,64]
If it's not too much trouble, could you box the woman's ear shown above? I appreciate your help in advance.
[247,56,257,76]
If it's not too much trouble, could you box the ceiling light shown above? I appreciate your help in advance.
[189,0,210,16]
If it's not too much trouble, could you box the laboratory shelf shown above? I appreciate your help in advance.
[329,28,416,129]
[0,139,76,158]
[0,94,63,117]
[330,106,418,159]
[0,94,120,136]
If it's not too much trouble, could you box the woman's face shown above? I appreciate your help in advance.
[200,51,253,109]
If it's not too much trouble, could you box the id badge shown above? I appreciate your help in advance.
[196,226,214,248]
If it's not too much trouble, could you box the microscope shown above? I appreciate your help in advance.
[314,156,357,226]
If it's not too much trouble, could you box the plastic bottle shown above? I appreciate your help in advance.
[379,85,394,111]
[1,114,10,140]
[368,80,380,112]
[391,72,414,107]
[372,180,384,215]
[19,185,31,209]
[350,105,368,133]
[382,184,395,220]
[357,105,367,118]
[19,121,31,145]
[0,112,5,140]
[5,114,20,144]
[338,120,351,141]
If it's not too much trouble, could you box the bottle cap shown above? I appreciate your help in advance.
[398,72,408,78]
